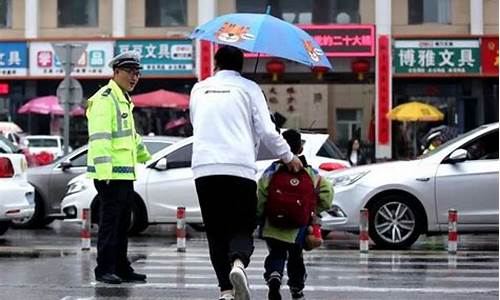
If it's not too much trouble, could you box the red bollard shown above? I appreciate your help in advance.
[81,208,91,251]
[448,209,458,254]
[176,206,186,252]
[359,209,369,253]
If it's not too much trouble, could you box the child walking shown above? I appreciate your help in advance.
[257,129,334,300]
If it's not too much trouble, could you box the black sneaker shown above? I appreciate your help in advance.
[119,272,147,283]
[95,273,122,284]
[267,276,281,300]
[291,288,305,300]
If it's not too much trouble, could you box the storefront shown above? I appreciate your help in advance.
[0,41,29,124]
[0,38,197,146]
[392,37,498,159]
[237,24,376,153]
[114,39,196,136]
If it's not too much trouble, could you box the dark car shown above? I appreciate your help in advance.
[15,136,180,228]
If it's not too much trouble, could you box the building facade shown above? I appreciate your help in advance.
[0,0,498,157]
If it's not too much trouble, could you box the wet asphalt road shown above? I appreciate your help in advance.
[0,221,498,300]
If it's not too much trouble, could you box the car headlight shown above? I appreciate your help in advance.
[66,180,87,196]
[330,170,370,186]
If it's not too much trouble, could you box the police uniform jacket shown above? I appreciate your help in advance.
[86,79,151,180]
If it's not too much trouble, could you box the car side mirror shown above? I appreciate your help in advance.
[60,161,73,171]
[445,149,468,164]
[153,157,168,171]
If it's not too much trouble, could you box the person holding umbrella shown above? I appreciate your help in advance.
[190,45,303,300]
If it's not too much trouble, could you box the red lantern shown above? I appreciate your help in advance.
[266,59,285,82]
[312,66,329,80]
[351,59,370,81]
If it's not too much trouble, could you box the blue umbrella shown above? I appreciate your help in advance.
[190,13,332,69]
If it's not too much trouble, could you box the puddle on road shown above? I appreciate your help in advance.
[0,249,78,258]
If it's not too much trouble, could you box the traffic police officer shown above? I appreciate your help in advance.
[86,51,151,284]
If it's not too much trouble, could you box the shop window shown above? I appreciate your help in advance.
[0,0,11,28]
[58,0,98,27]
[236,0,360,24]
[408,0,451,25]
[336,109,362,145]
[146,0,187,27]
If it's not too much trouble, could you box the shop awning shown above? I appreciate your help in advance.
[132,89,189,109]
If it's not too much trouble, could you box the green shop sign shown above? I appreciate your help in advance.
[115,40,194,75]
[394,39,480,74]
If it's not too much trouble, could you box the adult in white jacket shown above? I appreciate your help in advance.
[190,45,302,300]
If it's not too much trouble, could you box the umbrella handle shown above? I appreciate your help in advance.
[253,53,260,74]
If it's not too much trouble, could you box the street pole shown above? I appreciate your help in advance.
[63,44,72,155]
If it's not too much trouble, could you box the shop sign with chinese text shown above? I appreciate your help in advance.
[244,24,375,58]
[481,37,499,75]
[394,39,480,74]
[0,42,28,77]
[29,41,114,77]
[301,25,375,57]
[115,40,193,75]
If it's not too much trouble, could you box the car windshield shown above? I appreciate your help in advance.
[144,141,173,155]
[0,135,20,153]
[419,125,490,159]
[27,138,59,147]
[316,139,345,160]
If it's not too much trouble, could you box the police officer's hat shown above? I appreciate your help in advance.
[108,51,142,69]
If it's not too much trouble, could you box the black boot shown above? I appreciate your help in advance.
[95,273,122,284]
[267,274,282,300]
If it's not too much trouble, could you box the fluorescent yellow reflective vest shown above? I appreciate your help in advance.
[86,79,151,180]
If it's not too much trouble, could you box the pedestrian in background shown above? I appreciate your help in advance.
[422,132,443,154]
[189,45,303,300]
[257,129,333,300]
[346,138,367,167]
[86,51,151,284]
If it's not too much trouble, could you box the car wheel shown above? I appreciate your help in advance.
[91,196,149,235]
[41,217,55,226]
[368,195,424,249]
[11,191,45,229]
[189,223,205,232]
[128,197,148,235]
[90,196,100,225]
[0,221,10,235]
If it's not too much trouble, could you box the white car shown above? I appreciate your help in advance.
[61,133,349,234]
[0,135,35,235]
[321,123,499,249]
[25,135,70,158]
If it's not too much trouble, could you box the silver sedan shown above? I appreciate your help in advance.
[322,123,499,249]
[18,136,179,228]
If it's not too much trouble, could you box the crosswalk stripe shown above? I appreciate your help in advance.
[136,258,498,268]
[128,240,500,296]
[86,282,498,294]
[145,273,498,282]
[135,265,499,274]
[147,251,499,261]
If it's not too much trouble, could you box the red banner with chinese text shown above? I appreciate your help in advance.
[481,37,499,76]
[199,40,213,81]
[377,35,390,145]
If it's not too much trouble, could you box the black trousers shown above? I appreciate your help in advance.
[195,175,257,291]
[264,238,306,291]
[94,179,134,277]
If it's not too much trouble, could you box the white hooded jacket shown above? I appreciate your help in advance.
[190,70,293,181]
